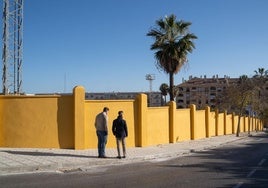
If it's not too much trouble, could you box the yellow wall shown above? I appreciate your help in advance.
[209,111,216,137]
[0,86,263,149]
[0,95,74,148]
[218,113,224,136]
[85,100,135,148]
[234,115,239,133]
[84,99,136,149]
[241,117,245,132]
[175,109,191,142]
[195,110,206,139]
[226,114,233,134]
[244,117,249,132]
[146,107,169,146]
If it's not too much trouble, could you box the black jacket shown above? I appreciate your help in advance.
[112,116,128,138]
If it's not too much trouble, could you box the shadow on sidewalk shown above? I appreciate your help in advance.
[0,150,97,159]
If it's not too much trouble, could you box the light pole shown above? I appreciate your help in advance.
[145,74,155,106]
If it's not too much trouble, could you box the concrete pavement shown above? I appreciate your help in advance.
[0,132,264,176]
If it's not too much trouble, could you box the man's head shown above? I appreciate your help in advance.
[103,107,109,112]
[118,111,123,116]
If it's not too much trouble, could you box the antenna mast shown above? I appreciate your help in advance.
[2,0,23,94]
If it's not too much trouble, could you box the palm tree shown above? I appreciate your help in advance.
[159,83,169,105]
[147,14,197,101]
[254,68,268,78]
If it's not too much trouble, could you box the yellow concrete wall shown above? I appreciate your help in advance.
[241,117,245,132]
[244,117,249,132]
[234,115,239,133]
[84,99,136,149]
[209,111,216,137]
[226,114,233,134]
[0,85,259,150]
[218,113,224,136]
[175,109,191,142]
[0,95,74,148]
[195,110,206,139]
[146,107,169,146]
[251,117,255,131]
[250,117,255,131]
[0,97,3,145]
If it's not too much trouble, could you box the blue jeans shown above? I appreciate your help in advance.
[96,130,107,157]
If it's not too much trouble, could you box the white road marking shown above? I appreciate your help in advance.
[247,169,257,178]
[233,182,243,188]
[258,159,266,166]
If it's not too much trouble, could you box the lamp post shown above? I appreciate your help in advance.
[145,74,155,106]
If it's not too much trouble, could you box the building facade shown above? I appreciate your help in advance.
[176,75,239,109]
[85,91,162,107]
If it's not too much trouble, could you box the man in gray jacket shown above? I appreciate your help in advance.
[95,107,109,158]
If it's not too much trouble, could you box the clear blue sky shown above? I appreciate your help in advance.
[1,0,268,93]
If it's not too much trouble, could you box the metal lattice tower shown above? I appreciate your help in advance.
[2,0,23,94]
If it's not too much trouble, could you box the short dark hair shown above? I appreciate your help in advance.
[118,111,123,115]
[103,107,109,112]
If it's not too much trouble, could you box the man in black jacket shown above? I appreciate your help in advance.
[112,111,128,159]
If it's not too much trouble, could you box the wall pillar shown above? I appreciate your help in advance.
[136,94,147,147]
[205,106,210,138]
[215,109,219,136]
[190,104,196,140]
[169,101,176,143]
[74,86,85,150]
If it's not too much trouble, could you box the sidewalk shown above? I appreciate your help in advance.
[0,132,262,176]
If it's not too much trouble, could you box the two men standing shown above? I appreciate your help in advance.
[95,107,128,159]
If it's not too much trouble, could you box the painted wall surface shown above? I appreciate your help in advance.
[0,86,263,149]
[241,117,245,132]
[244,117,249,132]
[146,107,169,146]
[175,109,191,142]
[0,95,74,148]
[195,110,206,139]
[218,113,224,136]
[209,112,216,137]
[84,100,136,149]
[234,115,239,133]
[226,114,233,134]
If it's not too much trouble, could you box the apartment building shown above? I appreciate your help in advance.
[176,75,239,109]
[85,91,162,107]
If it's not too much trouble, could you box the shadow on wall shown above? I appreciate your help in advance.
[57,96,74,149]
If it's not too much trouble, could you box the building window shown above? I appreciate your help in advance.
[210,86,216,90]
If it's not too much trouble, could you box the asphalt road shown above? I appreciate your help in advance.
[1,133,268,188]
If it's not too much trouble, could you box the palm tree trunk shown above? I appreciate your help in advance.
[169,73,174,101]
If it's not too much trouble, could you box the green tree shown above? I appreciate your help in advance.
[159,83,169,105]
[220,75,254,136]
[147,14,197,101]
[252,68,268,129]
